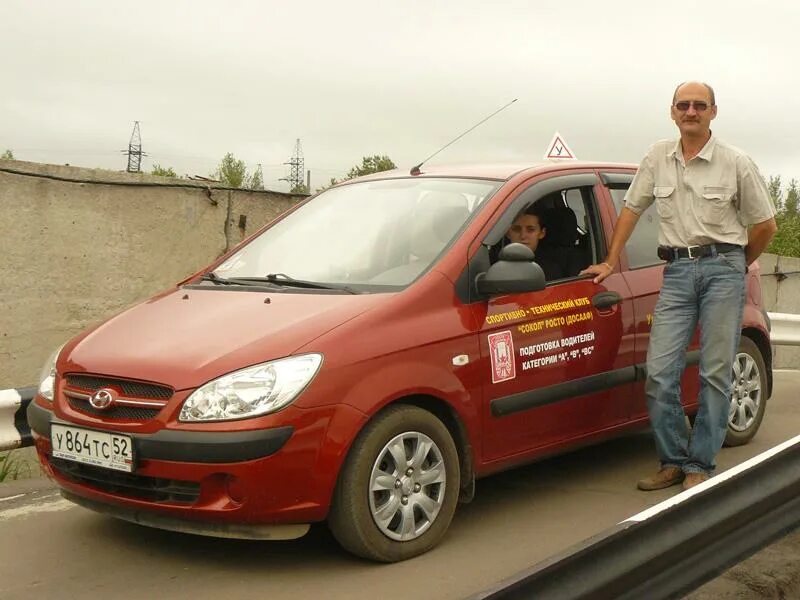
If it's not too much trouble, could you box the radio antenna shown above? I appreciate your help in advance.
[410,98,518,175]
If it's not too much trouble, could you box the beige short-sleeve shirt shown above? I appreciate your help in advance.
[624,136,775,247]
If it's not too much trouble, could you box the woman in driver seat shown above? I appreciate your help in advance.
[506,204,562,281]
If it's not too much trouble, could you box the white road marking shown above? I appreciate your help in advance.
[0,493,26,502]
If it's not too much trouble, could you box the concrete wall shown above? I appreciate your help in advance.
[0,159,303,388]
[757,253,800,369]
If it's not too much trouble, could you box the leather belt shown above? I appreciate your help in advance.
[657,243,742,261]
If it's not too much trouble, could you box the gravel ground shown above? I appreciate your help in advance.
[687,528,800,599]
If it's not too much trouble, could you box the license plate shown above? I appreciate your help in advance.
[51,424,134,472]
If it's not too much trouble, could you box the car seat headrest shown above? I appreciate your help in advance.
[542,206,578,247]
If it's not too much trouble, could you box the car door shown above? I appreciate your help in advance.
[471,173,636,463]
[598,172,701,421]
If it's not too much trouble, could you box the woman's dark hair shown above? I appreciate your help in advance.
[524,203,546,218]
[515,202,547,228]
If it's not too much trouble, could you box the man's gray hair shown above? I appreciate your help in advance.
[672,82,716,106]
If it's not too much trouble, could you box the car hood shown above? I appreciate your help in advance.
[62,287,385,390]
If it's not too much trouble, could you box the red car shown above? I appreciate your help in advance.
[28,161,772,562]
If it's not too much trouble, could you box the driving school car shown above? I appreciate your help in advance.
[28,161,772,562]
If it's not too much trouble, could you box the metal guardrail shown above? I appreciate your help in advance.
[471,433,800,600]
[767,312,800,346]
[0,386,36,452]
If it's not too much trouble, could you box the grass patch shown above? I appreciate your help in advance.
[0,450,31,482]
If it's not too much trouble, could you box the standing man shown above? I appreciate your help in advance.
[582,82,777,491]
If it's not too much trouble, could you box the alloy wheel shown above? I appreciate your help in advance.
[368,431,447,541]
[729,351,762,432]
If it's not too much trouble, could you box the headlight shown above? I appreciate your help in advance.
[38,344,65,402]
[179,354,323,422]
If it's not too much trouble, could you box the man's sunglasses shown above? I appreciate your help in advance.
[673,100,712,112]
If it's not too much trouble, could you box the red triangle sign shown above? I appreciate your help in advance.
[544,132,577,160]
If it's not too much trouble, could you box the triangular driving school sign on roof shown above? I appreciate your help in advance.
[544,131,577,160]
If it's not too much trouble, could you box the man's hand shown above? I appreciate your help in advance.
[580,262,614,284]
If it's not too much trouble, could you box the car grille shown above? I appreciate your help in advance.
[63,374,174,423]
[66,375,173,399]
[50,457,200,504]
[67,397,162,420]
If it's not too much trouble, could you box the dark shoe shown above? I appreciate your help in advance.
[682,472,710,490]
[637,467,685,491]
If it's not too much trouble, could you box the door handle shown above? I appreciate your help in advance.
[592,291,622,309]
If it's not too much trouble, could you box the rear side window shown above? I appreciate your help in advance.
[610,188,663,269]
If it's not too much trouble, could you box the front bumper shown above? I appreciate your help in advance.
[27,400,293,463]
[28,398,367,527]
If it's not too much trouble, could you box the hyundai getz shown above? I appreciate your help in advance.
[29,161,772,562]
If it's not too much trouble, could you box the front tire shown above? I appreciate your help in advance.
[328,405,460,562]
[724,336,768,447]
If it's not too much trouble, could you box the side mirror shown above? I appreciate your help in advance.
[475,243,546,297]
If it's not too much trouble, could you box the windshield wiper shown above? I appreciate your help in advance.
[261,273,359,294]
[200,272,234,285]
[199,272,281,289]
[199,272,357,293]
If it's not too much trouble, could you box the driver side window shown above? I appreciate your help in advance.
[494,186,601,283]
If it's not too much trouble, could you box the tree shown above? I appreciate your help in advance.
[314,155,397,193]
[1,149,13,160]
[767,174,800,258]
[214,153,247,188]
[151,164,177,178]
[247,168,264,191]
[767,213,800,257]
[316,177,339,193]
[785,178,798,217]
[767,175,782,211]
[290,183,309,194]
[346,155,397,180]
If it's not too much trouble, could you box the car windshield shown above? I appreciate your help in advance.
[212,177,501,290]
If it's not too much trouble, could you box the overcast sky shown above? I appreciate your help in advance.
[2,0,799,192]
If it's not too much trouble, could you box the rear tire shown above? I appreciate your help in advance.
[724,336,767,447]
[328,405,460,562]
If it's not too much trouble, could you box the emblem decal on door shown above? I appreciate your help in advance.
[488,330,516,383]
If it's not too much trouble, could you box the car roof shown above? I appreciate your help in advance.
[347,161,638,183]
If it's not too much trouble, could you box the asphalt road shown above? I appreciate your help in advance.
[1,371,798,600]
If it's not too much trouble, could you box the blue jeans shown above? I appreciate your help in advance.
[645,247,746,475]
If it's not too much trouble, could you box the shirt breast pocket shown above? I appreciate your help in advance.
[701,186,735,222]
[653,186,675,221]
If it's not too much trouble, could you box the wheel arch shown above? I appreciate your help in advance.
[333,394,476,505]
[742,327,773,398]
